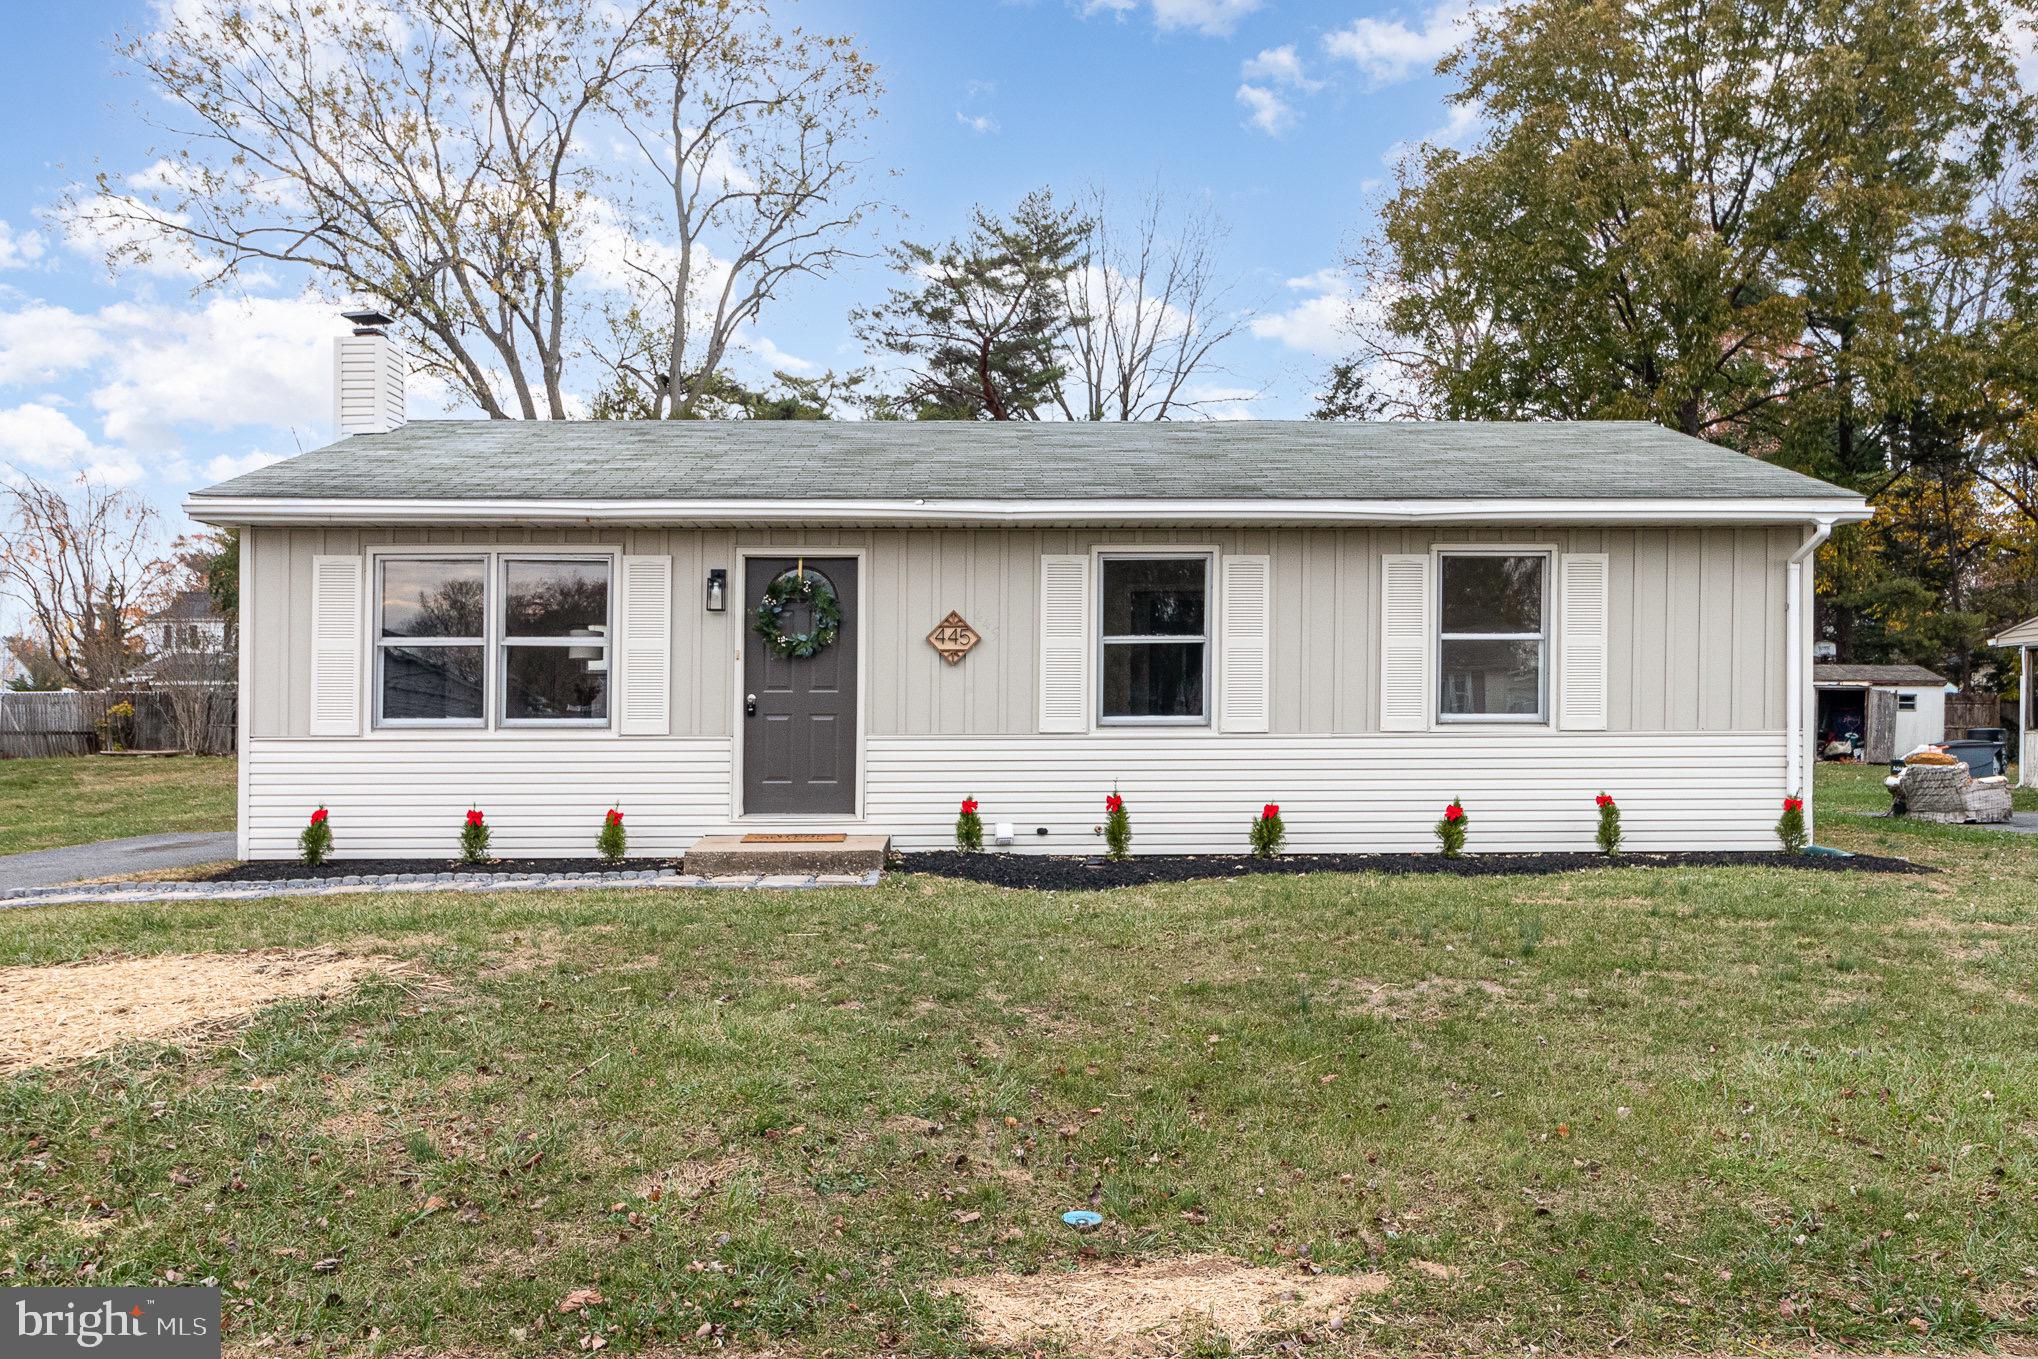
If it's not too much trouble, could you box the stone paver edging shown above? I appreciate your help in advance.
[0,867,882,910]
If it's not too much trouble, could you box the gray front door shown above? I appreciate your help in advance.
[743,557,858,816]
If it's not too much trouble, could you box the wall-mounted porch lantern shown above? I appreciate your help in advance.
[706,567,728,612]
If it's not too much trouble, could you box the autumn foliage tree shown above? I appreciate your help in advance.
[0,474,176,690]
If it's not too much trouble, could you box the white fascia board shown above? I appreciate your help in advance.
[186,494,1874,529]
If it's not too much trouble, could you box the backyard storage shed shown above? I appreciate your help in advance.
[1812,663,1950,763]
[185,323,1873,861]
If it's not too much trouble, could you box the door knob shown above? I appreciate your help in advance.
[745,693,757,717]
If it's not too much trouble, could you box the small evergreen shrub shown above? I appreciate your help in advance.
[1103,790,1131,860]
[299,806,332,867]
[955,797,983,852]
[1776,795,1807,854]
[597,807,626,863]
[1250,802,1285,859]
[1594,792,1621,856]
[1435,798,1467,858]
[460,807,491,864]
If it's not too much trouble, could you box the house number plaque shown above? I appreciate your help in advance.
[927,611,981,665]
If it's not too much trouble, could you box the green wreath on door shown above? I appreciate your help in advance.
[751,568,842,660]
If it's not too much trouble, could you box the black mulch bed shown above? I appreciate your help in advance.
[897,848,1925,889]
[201,858,683,883]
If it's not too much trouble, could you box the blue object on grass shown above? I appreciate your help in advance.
[1062,1209,1103,1230]
[1805,844,1855,858]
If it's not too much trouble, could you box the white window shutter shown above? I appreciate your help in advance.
[1558,552,1610,730]
[1380,553,1432,731]
[1038,554,1090,733]
[1219,554,1271,732]
[617,555,673,736]
[308,555,364,737]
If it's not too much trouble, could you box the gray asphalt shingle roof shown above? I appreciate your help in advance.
[192,419,1861,503]
[1813,664,1949,687]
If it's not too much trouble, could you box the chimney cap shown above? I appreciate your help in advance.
[341,307,394,334]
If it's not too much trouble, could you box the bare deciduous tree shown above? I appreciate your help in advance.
[1052,186,1255,421]
[88,0,883,419]
[0,474,176,691]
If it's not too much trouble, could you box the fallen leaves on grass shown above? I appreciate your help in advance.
[0,948,429,1074]
[939,1255,1389,1358]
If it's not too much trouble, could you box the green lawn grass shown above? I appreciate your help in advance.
[0,769,2034,1356]
[0,756,237,856]
[1815,757,2038,814]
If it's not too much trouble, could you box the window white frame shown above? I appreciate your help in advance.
[1435,547,1552,726]
[370,548,616,732]
[1095,550,1213,727]
[1896,691,1918,712]
[496,554,613,729]
[373,552,487,730]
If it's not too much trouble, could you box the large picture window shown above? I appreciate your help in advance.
[1437,552,1548,722]
[373,553,611,729]
[1099,554,1208,724]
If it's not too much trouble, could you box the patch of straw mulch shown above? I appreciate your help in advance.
[0,948,422,1074]
[939,1254,1389,1358]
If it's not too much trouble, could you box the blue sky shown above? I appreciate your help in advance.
[0,0,1481,535]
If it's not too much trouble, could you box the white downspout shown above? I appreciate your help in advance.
[1787,518,1836,838]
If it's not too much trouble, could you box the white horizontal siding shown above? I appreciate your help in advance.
[245,730,1789,859]
[244,736,731,859]
[866,731,1788,855]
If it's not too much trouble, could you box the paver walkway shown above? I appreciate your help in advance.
[0,832,237,893]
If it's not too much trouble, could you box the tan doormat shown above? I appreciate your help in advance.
[0,948,425,1074]
[938,1254,1389,1357]
[740,833,848,844]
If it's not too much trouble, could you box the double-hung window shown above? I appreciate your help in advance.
[1437,551,1548,722]
[500,558,610,724]
[1098,554,1209,724]
[376,557,487,725]
[373,553,611,728]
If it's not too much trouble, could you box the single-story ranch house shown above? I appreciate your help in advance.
[187,321,1870,861]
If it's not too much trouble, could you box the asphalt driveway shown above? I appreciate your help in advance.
[0,832,237,893]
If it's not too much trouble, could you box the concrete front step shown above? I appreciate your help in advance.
[683,834,890,877]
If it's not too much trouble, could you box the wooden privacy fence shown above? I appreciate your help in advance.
[0,688,236,758]
[1946,691,2013,738]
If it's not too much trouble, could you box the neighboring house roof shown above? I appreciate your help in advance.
[189,420,1866,523]
[1813,664,1949,687]
[146,589,224,624]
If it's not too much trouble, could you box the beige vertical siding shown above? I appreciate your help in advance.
[244,522,1796,741]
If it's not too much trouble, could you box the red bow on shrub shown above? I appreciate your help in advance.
[605,809,623,826]
[309,807,328,825]
[1105,794,1124,813]
[466,809,485,826]
[1782,797,1803,813]
[1262,803,1280,820]
[1443,803,1465,823]
[961,798,979,815]
[1594,793,1614,808]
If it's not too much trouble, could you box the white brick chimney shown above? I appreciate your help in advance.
[332,308,408,436]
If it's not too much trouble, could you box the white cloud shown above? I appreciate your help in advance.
[1078,0,1261,37]
[60,194,213,280]
[0,402,96,468]
[1241,44,1323,90]
[955,110,1001,135]
[1151,0,1261,35]
[202,448,286,482]
[1249,268,1353,355]
[0,222,45,271]
[1236,83,1298,136]
[1322,1,1482,85]
[0,302,110,385]
[742,333,817,376]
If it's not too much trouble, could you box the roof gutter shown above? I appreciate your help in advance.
[184,493,1874,529]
